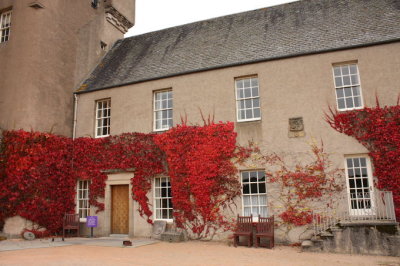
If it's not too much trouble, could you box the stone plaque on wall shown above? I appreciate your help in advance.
[288,117,305,138]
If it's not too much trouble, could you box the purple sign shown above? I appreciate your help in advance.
[86,216,98,227]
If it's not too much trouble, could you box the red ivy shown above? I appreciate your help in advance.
[0,131,165,232]
[266,144,342,226]
[0,122,245,238]
[154,122,244,239]
[326,101,400,220]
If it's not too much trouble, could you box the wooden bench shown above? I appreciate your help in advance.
[255,215,274,248]
[233,214,253,247]
[62,213,80,241]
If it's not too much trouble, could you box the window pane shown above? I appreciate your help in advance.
[253,108,261,118]
[349,64,357,74]
[245,109,252,119]
[244,88,251,98]
[240,110,245,120]
[353,96,361,107]
[252,87,259,97]
[345,97,354,108]
[242,172,249,182]
[343,76,351,86]
[251,78,258,87]
[251,195,258,205]
[250,183,258,194]
[333,67,341,76]
[347,158,353,167]
[352,86,360,96]
[336,88,344,98]
[260,207,267,217]
[258,182,266,193]
[348,169,354,178]
[342,66,349,75]
[350,75,359,85]
[259,195,267,205]
[338,98,345,109]
[253,98,260,108]
[344,87,352,97]
[243,184,250,194]
[236,80,243,89]
[252,207,259,216]
[335,77,342,87]
[245,99,252,108]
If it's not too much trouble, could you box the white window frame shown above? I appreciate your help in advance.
[332,63,364,111]
[241,170,268,222]
[235,76,261,122]
[344,155,375,216]
[0,10,12,43]
[153,89,173,132]
[153,177,173,222]
[77,180,90,222]
[95,98,111,138]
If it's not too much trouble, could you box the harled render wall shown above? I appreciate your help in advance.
[76,42,400,240]
[0,0,134,136]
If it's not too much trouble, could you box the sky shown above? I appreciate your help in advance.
[125,0,298,37]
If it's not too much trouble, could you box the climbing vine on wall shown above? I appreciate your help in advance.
[244,142,343,241]
[326,101,400,220]
[0,122,248,238]
[0,131,165,233]
[155,122,246,239]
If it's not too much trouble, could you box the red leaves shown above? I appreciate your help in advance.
[154,122,243,239]
[0,123,244,238]
[265,143,343,227]
[0,131,165,232]
[326,103,400,220]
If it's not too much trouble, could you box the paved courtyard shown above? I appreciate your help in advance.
[0,238,399,266]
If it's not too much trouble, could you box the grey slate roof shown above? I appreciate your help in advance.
[77,0,400,93]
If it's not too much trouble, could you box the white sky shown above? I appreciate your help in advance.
[125,0,298,37]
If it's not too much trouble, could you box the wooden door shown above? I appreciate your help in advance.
[111,185,129,234]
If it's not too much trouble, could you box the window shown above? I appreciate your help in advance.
[345,156,375,215]
[154,177,173,220]
[333,64,363,111]
[154,90,173,131]
[0,10,12,43]
[236,77,261,122]
[241,170,268,219]
[77,180,90,221]
[95,99,111,137]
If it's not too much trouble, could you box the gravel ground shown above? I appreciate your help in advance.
[0,240,399,266]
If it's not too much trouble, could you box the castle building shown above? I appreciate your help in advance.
[73,0,399,249]
[1,0,399,253]
[0,0,135,136]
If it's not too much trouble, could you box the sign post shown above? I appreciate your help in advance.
[86,216,98,238]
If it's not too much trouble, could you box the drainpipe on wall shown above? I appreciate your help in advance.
[73,94,78,140]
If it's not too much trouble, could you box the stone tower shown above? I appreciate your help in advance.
[0,0,135,136]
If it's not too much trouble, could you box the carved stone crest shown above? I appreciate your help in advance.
[288,117,305,138]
